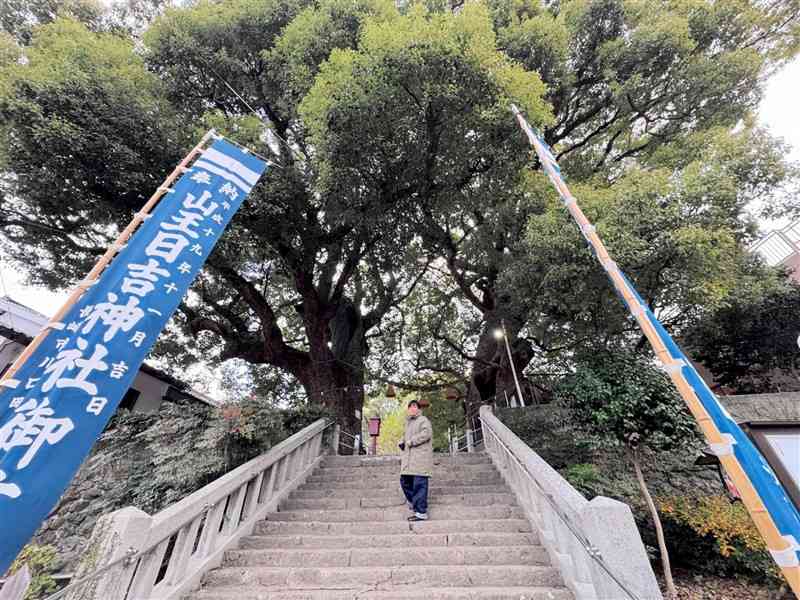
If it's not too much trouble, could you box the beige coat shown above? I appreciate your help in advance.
[400,414,433,477]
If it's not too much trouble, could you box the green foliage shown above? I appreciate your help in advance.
[497,406,595,470]
[555,351,699,453]
[106,398,328,513]
[562,463,602,497]
[686,280,800,393]
[424,392,465,453]
[363,387,463,454]
[7,544,57,599]
[0,17,186,288]
[374,399,406,455]
[658,495,783,586]
[0,0,104,42]
[0,0,799,448]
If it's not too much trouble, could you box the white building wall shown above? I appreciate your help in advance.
[0,337,168,413]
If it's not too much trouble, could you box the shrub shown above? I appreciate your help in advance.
[105,398,333,513]
[562,463,602,496]
[658,495,782,585]
[8,544,58,599]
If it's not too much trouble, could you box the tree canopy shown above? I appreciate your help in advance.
[1,0,799,425]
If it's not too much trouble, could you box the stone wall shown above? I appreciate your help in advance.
[31,408,192,573]
[496,404,725,505]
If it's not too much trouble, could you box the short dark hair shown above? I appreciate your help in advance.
[408,400,420,408]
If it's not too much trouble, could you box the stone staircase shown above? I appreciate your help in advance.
[189,452,575,600]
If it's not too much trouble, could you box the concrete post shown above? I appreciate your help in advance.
[466,429,474,453]
[69,506,153,600]
[579,496,663,600]
[353,434,361,456]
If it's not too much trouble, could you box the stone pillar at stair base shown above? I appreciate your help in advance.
[68,506,153,600]
[580,496,663,600]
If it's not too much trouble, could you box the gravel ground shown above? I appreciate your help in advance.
[656,569,792,600]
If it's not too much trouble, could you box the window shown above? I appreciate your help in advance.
[747,423,800,511]
[119,388,141,412]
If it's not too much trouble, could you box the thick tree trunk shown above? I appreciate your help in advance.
[300,298,367,454]
[466,314,534,416]
[631,449,677,600]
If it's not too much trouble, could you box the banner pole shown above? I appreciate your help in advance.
[510,105,800,594]
[0,129,216,387]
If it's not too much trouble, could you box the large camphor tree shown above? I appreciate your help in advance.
[0,0,551,435]
[0,0,799,431]
[382,0,800,411]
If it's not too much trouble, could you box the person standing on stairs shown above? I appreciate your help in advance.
[398,399,433,522]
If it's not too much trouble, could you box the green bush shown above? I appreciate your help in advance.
[105,399,333,514]
[497,406,595,469]
[658,495,783,586]
[562,463,602,496]
[8,544,57,599]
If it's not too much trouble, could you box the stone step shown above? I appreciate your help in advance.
[192,585,574,599]
[292,483,510,499]
[223,545,549,568]
[321,454,491,467]
[202,565,564,589]
[302,474,504,489]
[311,464,497,479]
[238,531,540,550]
[254,518,533,536]
[316,463,496,476]
[282,492,516,511]
[267,505,522,523]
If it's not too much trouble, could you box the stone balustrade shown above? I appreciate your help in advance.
[480,406,663,600]
[53,419,332,600]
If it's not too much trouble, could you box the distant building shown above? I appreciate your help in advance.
[0,295,219,412]
[751,219,800,283]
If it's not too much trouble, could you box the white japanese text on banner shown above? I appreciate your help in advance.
[0,137,267,573]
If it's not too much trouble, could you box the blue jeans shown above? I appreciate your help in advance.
[400,474,429,515]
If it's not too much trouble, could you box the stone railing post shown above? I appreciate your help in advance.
[579,497,662,600]
[50,420,330,600]
[332,425,341,456]
[0,565,31,600]
[69,506,153,600]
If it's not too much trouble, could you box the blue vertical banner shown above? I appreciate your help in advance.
[511,104,800,589]
[0,136,267,573]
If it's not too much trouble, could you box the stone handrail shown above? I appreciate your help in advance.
[479,406,663,600]
[54,418,333,600]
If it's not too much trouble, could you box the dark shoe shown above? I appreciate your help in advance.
[407,513,429,522]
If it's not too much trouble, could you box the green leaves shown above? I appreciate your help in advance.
[300,2,550,195]
[556,350,699,453]
[686,280,800,394]
[0,17,186,287]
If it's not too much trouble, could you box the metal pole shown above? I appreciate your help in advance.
[0,130,217,387]
[501,320,526,407]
